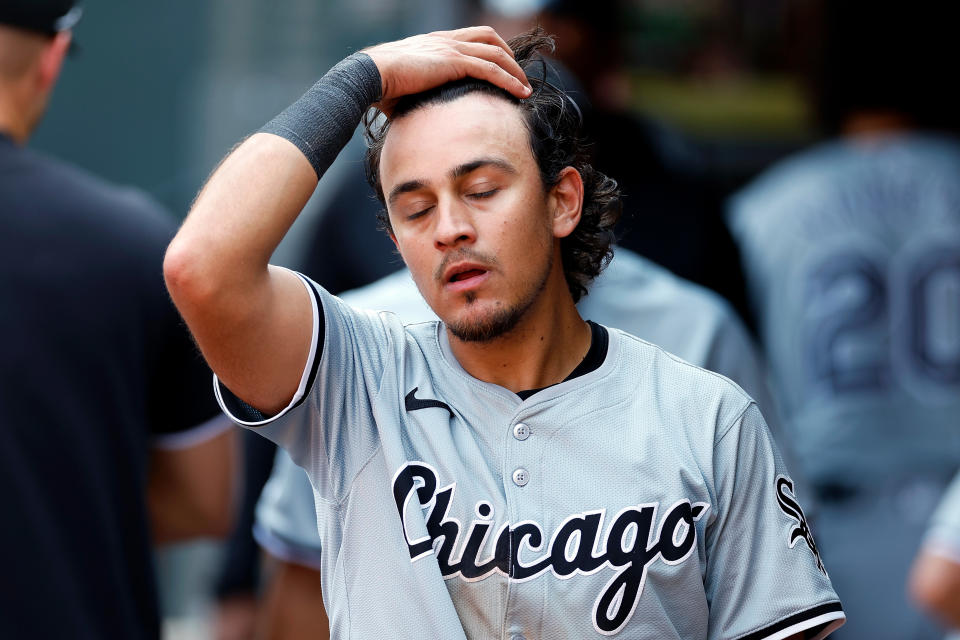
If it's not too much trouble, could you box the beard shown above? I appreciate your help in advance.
[445,248,553,343]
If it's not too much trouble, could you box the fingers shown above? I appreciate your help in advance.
[447,25,512,53]
[455,41,531,98]
[366,26,533,109]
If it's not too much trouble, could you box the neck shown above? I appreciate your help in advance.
[446,268,591,393]
[0,93,34,144]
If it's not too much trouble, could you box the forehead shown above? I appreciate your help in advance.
[379,93,533,188]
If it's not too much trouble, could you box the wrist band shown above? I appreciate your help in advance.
[260,52,382,178]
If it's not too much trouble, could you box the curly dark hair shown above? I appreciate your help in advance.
[363,26,621,303]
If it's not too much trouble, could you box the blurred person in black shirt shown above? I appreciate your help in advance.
[0,2,234,638]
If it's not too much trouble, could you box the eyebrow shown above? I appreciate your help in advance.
[387,179,427,207]
[451,157,518,180]
[386,157,518,207]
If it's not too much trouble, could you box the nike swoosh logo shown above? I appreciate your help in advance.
[405,387,454,418]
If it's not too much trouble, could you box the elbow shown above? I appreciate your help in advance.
[163,234,223,314]
[164,236,203,306]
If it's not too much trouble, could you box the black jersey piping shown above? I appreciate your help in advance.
[215,274,325,423]
[290,277,327,411]
[738,601,844,640]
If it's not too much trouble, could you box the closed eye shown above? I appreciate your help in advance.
[407,206,433,221]
[467,189,498,199]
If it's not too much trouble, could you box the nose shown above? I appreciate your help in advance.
[433,198,476,250]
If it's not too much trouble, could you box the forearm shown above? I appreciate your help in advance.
[149,425,236,543]
[164,55,381,412]
[166,54,381,300]
[163,28,528,412]
[260,560,330,640]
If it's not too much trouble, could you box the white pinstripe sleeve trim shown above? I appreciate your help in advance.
[758,613,845,640]
[736,602,845,640]
[213,270,320,427]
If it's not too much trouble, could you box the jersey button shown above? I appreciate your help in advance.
[512,468,529,487]
[513,422,530,441]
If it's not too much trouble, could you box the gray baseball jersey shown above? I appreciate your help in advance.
[255,247,797,569]
[727,134,960,486]
[727,133,960,640]
[218,268,843,639]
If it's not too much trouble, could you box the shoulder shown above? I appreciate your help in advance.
[929,472,960,532]
[590,249,739,327]
[2,144,175,240]
[585,250,754,373]
[729,135,960,230]
[726,141,850,242]
[608,327,754,441]
[316,278,442,363]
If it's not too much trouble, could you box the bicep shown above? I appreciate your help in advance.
[164,134,320,415]
[195,266,315,416]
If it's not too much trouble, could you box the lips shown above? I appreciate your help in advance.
[450,268,486,282]
[442,261,491,292]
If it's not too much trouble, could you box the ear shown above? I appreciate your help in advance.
[35,31,71,94]
[549,166,584,239]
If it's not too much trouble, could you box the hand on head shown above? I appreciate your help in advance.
[363,26,532,116]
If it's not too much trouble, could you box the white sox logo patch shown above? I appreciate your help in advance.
[775,475,827,575]
[392,462,710,635]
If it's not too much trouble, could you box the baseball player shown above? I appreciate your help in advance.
[726,4,960,638]
[252,248,803,638]
[910,471,960,637]
[166,26,844,638]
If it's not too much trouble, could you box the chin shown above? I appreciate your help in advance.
[445,298,528,343]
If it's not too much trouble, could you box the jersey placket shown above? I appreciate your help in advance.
[500,407,547,640]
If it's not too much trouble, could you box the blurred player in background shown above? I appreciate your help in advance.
[727,1,960,638]
[253,246,784,638]
[910,470,960,638]
[0,2,234,638]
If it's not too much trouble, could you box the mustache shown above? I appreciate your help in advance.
[434,248,499,283]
